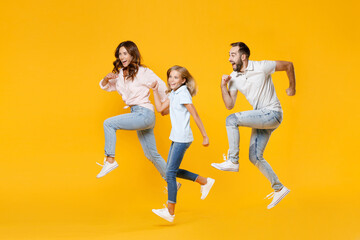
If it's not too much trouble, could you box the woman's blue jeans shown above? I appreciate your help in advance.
[103,105,167,179]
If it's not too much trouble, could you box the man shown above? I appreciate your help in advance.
[211,42,296,209]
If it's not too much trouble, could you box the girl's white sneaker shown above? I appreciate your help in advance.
[152,206,175,222]
[200,178,215,200]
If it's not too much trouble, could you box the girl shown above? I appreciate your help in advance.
[97,41,169,181]
[150,65,215,223]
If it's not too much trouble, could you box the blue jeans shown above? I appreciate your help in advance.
[103,105,167,179]
[226,108,284,191]
[166,142,198,204]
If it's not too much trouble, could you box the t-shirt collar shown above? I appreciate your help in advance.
[173,84,187,94]
[234,60,254,76]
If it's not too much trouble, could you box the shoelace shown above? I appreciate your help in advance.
[222,149,230,162]
[264,192,275,199]
[96,158,107,167]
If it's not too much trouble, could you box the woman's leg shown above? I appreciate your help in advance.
[137,127,167,180]
[103,111,152,158]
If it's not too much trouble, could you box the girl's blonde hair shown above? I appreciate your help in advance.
[166,65,197,97]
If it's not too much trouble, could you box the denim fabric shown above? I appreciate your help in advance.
[166,142,198,203]
[103,105,166,179]
[226,108,283,191]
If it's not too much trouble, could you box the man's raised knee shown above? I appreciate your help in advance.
[226,114,238,127]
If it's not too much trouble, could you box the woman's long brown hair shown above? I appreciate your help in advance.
[112,41,143,80]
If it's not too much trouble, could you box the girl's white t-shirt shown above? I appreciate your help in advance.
[169,85,193,143]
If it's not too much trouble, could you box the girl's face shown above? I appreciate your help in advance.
[168,70,186,91]
[119,46,133,68]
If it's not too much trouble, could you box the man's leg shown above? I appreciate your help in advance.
[249,128,283,191]
[212,109,280,171]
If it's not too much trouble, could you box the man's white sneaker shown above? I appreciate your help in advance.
[265,186,290,209]
[152,206,175,222]
[96,158,119,178]
[200,178,215,200]
[211,153,239,172]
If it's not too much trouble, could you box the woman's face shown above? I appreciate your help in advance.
[168,70,186,91]
[119,46,133,68]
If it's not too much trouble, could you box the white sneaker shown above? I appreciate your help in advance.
[152,206,175,223]
[200,178,215,200]
[265,186,290,209]
[211,153,239,172]
[96,158,119,178]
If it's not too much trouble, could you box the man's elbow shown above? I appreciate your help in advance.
[287,62,294,71]
[225,104,234,110]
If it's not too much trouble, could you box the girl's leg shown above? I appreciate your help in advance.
[166,142,191,214]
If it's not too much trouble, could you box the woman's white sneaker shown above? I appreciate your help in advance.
[152,207,175,222]
[211,152,239,172]
[200,178,215,200]
[96,158,119,178]
[211,161,239,172]
[265,186,290,209]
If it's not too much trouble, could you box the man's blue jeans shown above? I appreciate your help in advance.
[226,108,284,191]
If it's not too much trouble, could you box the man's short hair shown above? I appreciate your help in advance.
[230,42,250,59]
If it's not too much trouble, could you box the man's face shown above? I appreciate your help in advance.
[229,46,243,72]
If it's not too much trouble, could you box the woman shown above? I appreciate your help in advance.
[96,41,168,181]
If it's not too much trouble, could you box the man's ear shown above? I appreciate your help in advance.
[241,53,247,61]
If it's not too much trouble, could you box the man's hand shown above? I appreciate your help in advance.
[221,75,232,87]
[286,87,296,96]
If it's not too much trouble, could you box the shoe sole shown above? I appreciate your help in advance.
[201,179,215,200]
[211,163,239,172]
[96,165,119,178]
[152,209,174,223]
[267,189,290,209]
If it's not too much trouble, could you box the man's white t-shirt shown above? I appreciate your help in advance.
[228,60,282,112]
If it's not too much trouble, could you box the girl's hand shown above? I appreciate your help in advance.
[147,81,159,90]
[104,73,118,81]
[202,136,209,147]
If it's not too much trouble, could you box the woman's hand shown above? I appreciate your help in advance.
[147,81,159,91]
[202,135,209,147]
[104,73,118,81]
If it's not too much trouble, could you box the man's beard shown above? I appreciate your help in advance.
[235,59,243,72]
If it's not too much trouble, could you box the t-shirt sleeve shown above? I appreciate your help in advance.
[179,89,193,105]
[259,60,276,76]
[145,68,168,102]
[228,72,237,91]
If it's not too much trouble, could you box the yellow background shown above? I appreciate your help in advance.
[1,0,359,239]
